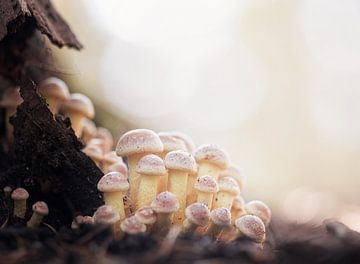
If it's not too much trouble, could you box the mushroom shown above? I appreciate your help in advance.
[81,119,97,144]
[183,203,210,233]
[157,132,187,192]
[71,215,95,229]
[97,171,129,221]
[194,144,229,180]
[213,177,240,209]
[27,201,49,227]
[116,129,163,206]
[120,215,147,236]
[219,164,246,192]
[164,150,197,224]
[135,154,167,210]
[60,93,95,137]
[168,131,195,155]
[11,188,29,218]
[38,77,70,114]
[82,144,103,167]
[94,127,114,153]
[231,195,246,221]
[101,151,122,173]
[3,186,12,198]
[93,205,121,236]
[235,215,266,243]
[106,161,128,175]
[193,175,218,209]
[205,207,231,239]
[151,191,179,235]
[135,207,157,233]
[244,200,271,227]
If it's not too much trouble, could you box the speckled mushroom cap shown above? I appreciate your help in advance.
[93,205,120,224]
[185,203,210,226]
[106,161,128,175]
[38,77,70,101]
[218,177,240,196]
[158,132,187,153]
[135,207,157,225]
[210,208,231,227]
[120,216,147,234]
[194,175,219,193]
[136,154,166,176]
[151,191,179,214]
[82,119,97,140]
[168,131,195,154]
[220,165,246,191]
[194,144,230,169]
[232,196,246,210]
[164,150,197,174]
[11,188,29,200]
[82,144,103,162]
[102,151,121,165]
[235,215,266,243]
[116,129,163,157]
[0,87,23,108]
[32,201,49,216]
[61,93,95,119]
[244,200,271,226]
[97,172,129,193]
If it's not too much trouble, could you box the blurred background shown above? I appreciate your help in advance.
[52,0,360,229]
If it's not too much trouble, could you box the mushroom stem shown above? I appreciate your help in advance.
[197,191,214,209]
[168,170,188,224]
[186,174,197,205]
[205,223,224,239]
[103,192,126,221]
[213,192,234,209]
[27,212,44,227]
[127,153,143,207]
[67,112,84,137]
[182,219,197,233]
[152,212,173,236]
[198,163,221,180]
[13,199,27,219]
[46,97,61,115]
[137,176,160,210]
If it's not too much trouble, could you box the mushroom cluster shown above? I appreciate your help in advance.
[89,128,271,244]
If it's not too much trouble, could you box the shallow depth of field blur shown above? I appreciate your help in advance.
[52,1,360,230]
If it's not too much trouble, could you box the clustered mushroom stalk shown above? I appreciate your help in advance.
[93,205,121,237]
[120,215,147,237]
[213,177,240,209]
[11,188,29,219]
[135,207,157,233]
[182,203,210,233]
[219,164,246,192]
[27,201,49,228]
[194,175,218,209]
[205,207,231,239]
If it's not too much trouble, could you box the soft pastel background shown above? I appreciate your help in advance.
[52,0,360,230]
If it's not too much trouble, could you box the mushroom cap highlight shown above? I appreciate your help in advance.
[61,93,95,119]
[235,215,266,243]
[116,129,163,157]
[32,201,49,216]
[135,207,157,225]
[136,154,167,176]
[244,200,271,226]
[97,171,129,193]
[120,216,146,234]
[210,207,231,227]
[151,191,179,214]
[158,132,187,153]
[168,131,195,154]
[93,205,120,224]
[220,165,246,190]
[38,77,70,101]
[11,188,29,200]
[185,203,210,226]
[194,144,230,169]
[194,175,219,193]
[218,177,240,196]
[164,150,197,174]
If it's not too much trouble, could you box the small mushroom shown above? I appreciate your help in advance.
[235,215,266,243]
[244,200,271,227]
[135,207,157,233]
[93,205,121,236]
[231,195,246,221]
[81,119,97,144]
[71,215,95,229]
[101,151,122,173]
[213,177,240,209]
[38,77,70,114]
[182,203,210,233]
[94,127,114,153]
[60,93,95,137]
[82,144,103,167]
[219,164,246,192]
[106,161,128,175]
[120,215,147,236]
[194,175,219,209]
[205,207,231,239]
[3,186,12,198]
[168,131,195,155]
[27,201,49,227]
[11,188,29,218]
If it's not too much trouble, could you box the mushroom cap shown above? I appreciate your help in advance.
[135,207,157,225]
[97,172,129,193]
[38,77,70,101]
[82,119,97,141]
[151,191,179,214]
[32,201,49,216]
[0,87,23,108]
[194,175,219,193]
[194,144,230,169]
[120,216,147,235]
[106,161,128,175]
[168,131,195,154]
[218,177,240,196]
[116,129,163,157]
[244,200,271,226]
[164,150,197,174]
[102,151,121,165]
[11,188,29,200]
[158,132,187,153]
[95,127,114,152]
[232,195,246,210]
[3,186,12,193]
[136,154,166,176]
[220,165,246,191]
[185,203,210,226]
[82,144,103,162]
[93,205,120,224]
[235,215,266,243]
[210,208,231,227]
[61,93,95,119]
